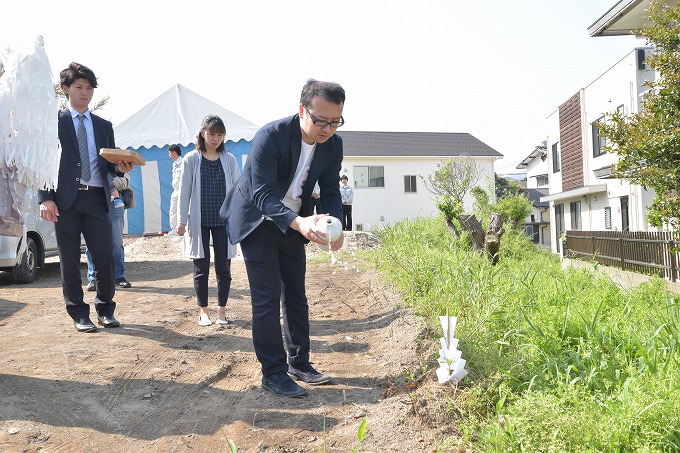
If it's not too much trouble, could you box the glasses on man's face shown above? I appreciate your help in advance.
[304,105,344,128]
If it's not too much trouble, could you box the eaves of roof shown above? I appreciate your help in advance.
[540,184,608,202]
[516,146,547,169]
[586,0,680,37]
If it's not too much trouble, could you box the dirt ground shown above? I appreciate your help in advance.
[0,233,464,452]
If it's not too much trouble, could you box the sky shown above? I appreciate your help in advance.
[3,0,641,174]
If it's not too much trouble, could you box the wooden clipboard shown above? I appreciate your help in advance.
[99,148,146,166]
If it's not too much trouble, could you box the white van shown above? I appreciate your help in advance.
[0,189,60,283]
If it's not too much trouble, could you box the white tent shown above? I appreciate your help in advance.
[115,83,259,148]
[113,84,259,235]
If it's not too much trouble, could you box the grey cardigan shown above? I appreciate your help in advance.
[178,149,240,259]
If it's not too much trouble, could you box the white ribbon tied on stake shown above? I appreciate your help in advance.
[436,313,468,384]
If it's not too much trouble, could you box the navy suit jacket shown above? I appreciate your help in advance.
[39,109,118,210]
[222,114,343,244]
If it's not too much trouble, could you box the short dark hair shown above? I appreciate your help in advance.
[196,115,226,153]
[59,62,97,98]
[300,79,345,107]
[168,144,181,156]
[341,175,348,181]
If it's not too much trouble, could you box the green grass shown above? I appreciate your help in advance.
[371,216,680,452]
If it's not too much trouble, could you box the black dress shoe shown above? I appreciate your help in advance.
[97,315,120,328]
[115,278,132,288]
[86,280,96,291]
[262,371,308,398]
[74,318,97,333]
[288,362,332,385]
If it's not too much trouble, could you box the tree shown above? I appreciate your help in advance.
[423,159,506,264]
[422,156,482,207]
[494,193,533,228]
[598,0,680,230]
[421,156,482,234]
[495,173,525,199]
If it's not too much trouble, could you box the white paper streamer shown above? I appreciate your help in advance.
[0,36,60,255]
[436,315,468,384]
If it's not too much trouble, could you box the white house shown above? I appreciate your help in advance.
[540,46,659,254]
[337,131,503,231]
[516,145,550,247]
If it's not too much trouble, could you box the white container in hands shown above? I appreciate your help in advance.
[315,216,343,251]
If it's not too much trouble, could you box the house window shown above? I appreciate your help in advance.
[555,204,564,254]
[355,166,384,188]
[621,196,630,232]
[552,142,560,173]
[536,175,548,186]
[570,201,582,230]
[592,116,606,157]
[617,104,625,115]
[404,175,417,193]
[604,206,612,229]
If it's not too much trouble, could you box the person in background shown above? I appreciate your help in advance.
[222,79,346,398]
[85,172,134,291]
[38,62,133,332]
[168,144,182,233]
[340,174,354,231]
[177,115,240,327]
[310,182,321,214]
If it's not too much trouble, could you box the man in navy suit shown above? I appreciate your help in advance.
[222,79,346,397]
[39,62,133,333]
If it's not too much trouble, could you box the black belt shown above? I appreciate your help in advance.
[78,184,103,191]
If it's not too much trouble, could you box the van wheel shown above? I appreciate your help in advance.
[13,237,38,284]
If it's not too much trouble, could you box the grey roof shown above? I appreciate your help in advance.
[520,188,550,208]
[337,131,503,158]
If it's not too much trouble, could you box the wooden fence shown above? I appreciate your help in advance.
[565,230,680,282]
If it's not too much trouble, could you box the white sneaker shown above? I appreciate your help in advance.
[215,318,229,325]
[198,314,212,326]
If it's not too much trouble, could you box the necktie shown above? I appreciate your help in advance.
[77,114,91,182]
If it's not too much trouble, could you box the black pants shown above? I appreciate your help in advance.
[54,187,116,320]
[193,225,231,307]
[342,204,353,230]
[240,221,309,376]
[311,197,321,214]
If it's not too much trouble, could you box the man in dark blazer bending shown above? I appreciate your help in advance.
[39,62,133,333]
[222,79,346,397]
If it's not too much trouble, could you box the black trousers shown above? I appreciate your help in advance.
[342,204,353,230]
[193,225,231,307]
[240,221,309,376]
[311,197,321,215]
[54,188,115,320]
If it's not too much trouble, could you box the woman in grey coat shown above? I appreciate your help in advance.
[176,115,240,326]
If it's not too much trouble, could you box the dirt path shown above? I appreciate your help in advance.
[0,234,451,452]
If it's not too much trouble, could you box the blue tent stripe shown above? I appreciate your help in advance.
[127,166,144,235]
